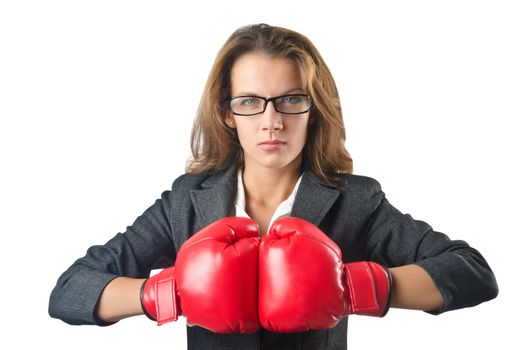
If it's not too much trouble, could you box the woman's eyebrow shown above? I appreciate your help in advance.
[233,87,306,97]
[282,87,306,95]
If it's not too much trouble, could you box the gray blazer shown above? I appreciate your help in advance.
[49,161,498,350]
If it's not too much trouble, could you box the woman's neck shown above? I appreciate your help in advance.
[241,158,302,207]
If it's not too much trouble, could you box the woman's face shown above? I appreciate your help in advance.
[225,53,310,172]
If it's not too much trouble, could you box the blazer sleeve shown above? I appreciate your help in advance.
[48,177,182,326]
[362,178,498,314]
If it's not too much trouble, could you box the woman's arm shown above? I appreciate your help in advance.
[389,264,444,311]
[363,178,498,314]
[96,277,147,323]
[49,181,179,326]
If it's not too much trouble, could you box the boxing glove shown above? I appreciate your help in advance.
[141,216,261,333]
[259,216,392,332]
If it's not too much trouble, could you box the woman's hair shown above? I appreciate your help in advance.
[186,23,353,186]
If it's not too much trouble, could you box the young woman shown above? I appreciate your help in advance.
[49,23,498,349]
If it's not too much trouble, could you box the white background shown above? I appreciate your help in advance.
[1,0,526,348]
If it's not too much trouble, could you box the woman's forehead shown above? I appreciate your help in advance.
[230,53,306,96]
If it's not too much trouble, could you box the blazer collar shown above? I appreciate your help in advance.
[189,161,340,229]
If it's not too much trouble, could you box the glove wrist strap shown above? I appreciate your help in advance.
[344,261,392,317]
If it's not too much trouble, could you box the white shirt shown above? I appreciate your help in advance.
[234,167,304,236]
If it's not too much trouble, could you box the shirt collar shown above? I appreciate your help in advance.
[234,167,304,234]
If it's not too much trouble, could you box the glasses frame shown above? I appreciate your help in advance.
[228,94,312,116]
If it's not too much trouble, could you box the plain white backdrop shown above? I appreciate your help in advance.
[1,0,526,348]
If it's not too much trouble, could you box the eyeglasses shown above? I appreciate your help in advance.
[229,94,312,116]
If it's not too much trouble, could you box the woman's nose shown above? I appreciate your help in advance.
[261,102,283,131]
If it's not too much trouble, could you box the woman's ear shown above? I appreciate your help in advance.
[225,115,236,128]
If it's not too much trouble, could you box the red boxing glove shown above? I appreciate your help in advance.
[259,217,392,332]
[141,217,261,333]
[141,266,180,324]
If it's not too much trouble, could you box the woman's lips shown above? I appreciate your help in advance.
[259,140,286,151]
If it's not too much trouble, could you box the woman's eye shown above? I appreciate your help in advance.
[240,97,257,105]
[280,95,301,104]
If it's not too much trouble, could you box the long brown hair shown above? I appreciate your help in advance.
[186,23,353,186]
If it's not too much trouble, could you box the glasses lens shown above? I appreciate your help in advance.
[275,95,311,114]
[230,94,311,116]
[230,96,265,115]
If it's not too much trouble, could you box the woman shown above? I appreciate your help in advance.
[49,23,498,349]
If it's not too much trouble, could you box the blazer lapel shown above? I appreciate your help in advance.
[291,169,340,227]
[189,163,239,230]
[189,161,340,230]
